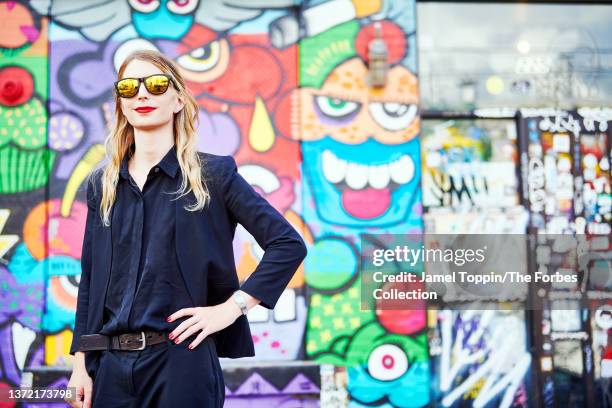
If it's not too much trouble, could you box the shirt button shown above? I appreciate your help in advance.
[154,167,159,173]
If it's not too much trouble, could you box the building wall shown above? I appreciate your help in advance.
[0,1,555,407]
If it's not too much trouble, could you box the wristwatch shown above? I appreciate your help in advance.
[232,290,248,315]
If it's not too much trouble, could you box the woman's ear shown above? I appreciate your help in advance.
[174,95,185,114]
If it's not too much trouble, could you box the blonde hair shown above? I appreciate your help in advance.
[95,49,210,227]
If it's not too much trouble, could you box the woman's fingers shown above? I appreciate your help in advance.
[83,380,93,408]
[188,329,209,350]
[167,307,196,322]
[66,371,92,408]
[169,315,199,340]
[83,381,92,408]
[65,393,78,407]
[174,321,204,344]
[167,307,219,347]
[65,388,77,406]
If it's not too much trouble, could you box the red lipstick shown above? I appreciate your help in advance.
[135,106,157,113]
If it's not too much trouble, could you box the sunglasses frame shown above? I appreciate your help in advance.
[114,74,178,98]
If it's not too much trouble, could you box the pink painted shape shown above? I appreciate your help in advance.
[20,25,39,42]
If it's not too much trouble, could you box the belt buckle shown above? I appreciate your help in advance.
[135,331,146,350]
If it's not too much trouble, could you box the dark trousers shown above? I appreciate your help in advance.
[91,335,224,407]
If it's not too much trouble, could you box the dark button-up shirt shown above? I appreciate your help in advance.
[99,144,193,335]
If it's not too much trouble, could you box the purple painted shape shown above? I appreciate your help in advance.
[281,373,320,394]
[23,401,69,408]
[20,25,40,43]
[0,326,7,379]
[49,41,116,109]
[197,108,240,156]
[224,397,320,407]
[29,346,45,368]
[156,39,183,59]
[49,40,117,179]
[233,372,280,396]
[0,324,21,384]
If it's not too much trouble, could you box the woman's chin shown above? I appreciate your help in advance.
[130,119,169,132]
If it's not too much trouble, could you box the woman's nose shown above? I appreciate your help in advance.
[137,81,149,99]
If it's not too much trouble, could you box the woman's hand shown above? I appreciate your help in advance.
[167,300,243,350]
[65,363,93,408]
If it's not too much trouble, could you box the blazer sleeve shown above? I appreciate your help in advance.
[69,173,97,355]
[220,155,307,310]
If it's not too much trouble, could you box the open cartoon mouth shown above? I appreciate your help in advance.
[321,149,415,219]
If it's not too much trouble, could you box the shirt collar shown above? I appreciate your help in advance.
[119,144,179,180]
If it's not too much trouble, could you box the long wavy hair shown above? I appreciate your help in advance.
[96,49,210,227]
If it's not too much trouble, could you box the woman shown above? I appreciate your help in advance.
[66,50,307,407]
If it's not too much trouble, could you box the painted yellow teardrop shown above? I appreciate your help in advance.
[248,95,275,153]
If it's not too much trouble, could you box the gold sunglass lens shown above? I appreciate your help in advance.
[144,75,170,94]
[116,78,139,97]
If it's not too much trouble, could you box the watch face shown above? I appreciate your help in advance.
[233,292,247,314]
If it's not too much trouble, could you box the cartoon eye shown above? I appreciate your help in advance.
[60,274,80,297]
[128,0,160,13]
[176,42,221,72]
[367,344,409,381]
[167,0,199,15]
[369,102,418,131]
[47,274,80,310]
[314,96,360,120]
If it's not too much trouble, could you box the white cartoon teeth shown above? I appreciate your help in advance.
[368,164,390,189]
[389,154,414,184]
[321,149,347,184]
[321,149,414,190]
[345,162,368,189]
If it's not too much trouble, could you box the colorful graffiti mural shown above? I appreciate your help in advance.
[0,0,429,406]
[2,1,607,407]
[294,4,429,406]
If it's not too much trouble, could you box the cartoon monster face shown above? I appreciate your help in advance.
[129,0,199,40]
[314,320,430,406]
[297,57,421,227]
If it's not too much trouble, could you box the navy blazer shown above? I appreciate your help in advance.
[71,152,307,378]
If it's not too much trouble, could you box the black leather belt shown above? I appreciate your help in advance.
[76,330,168,352]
